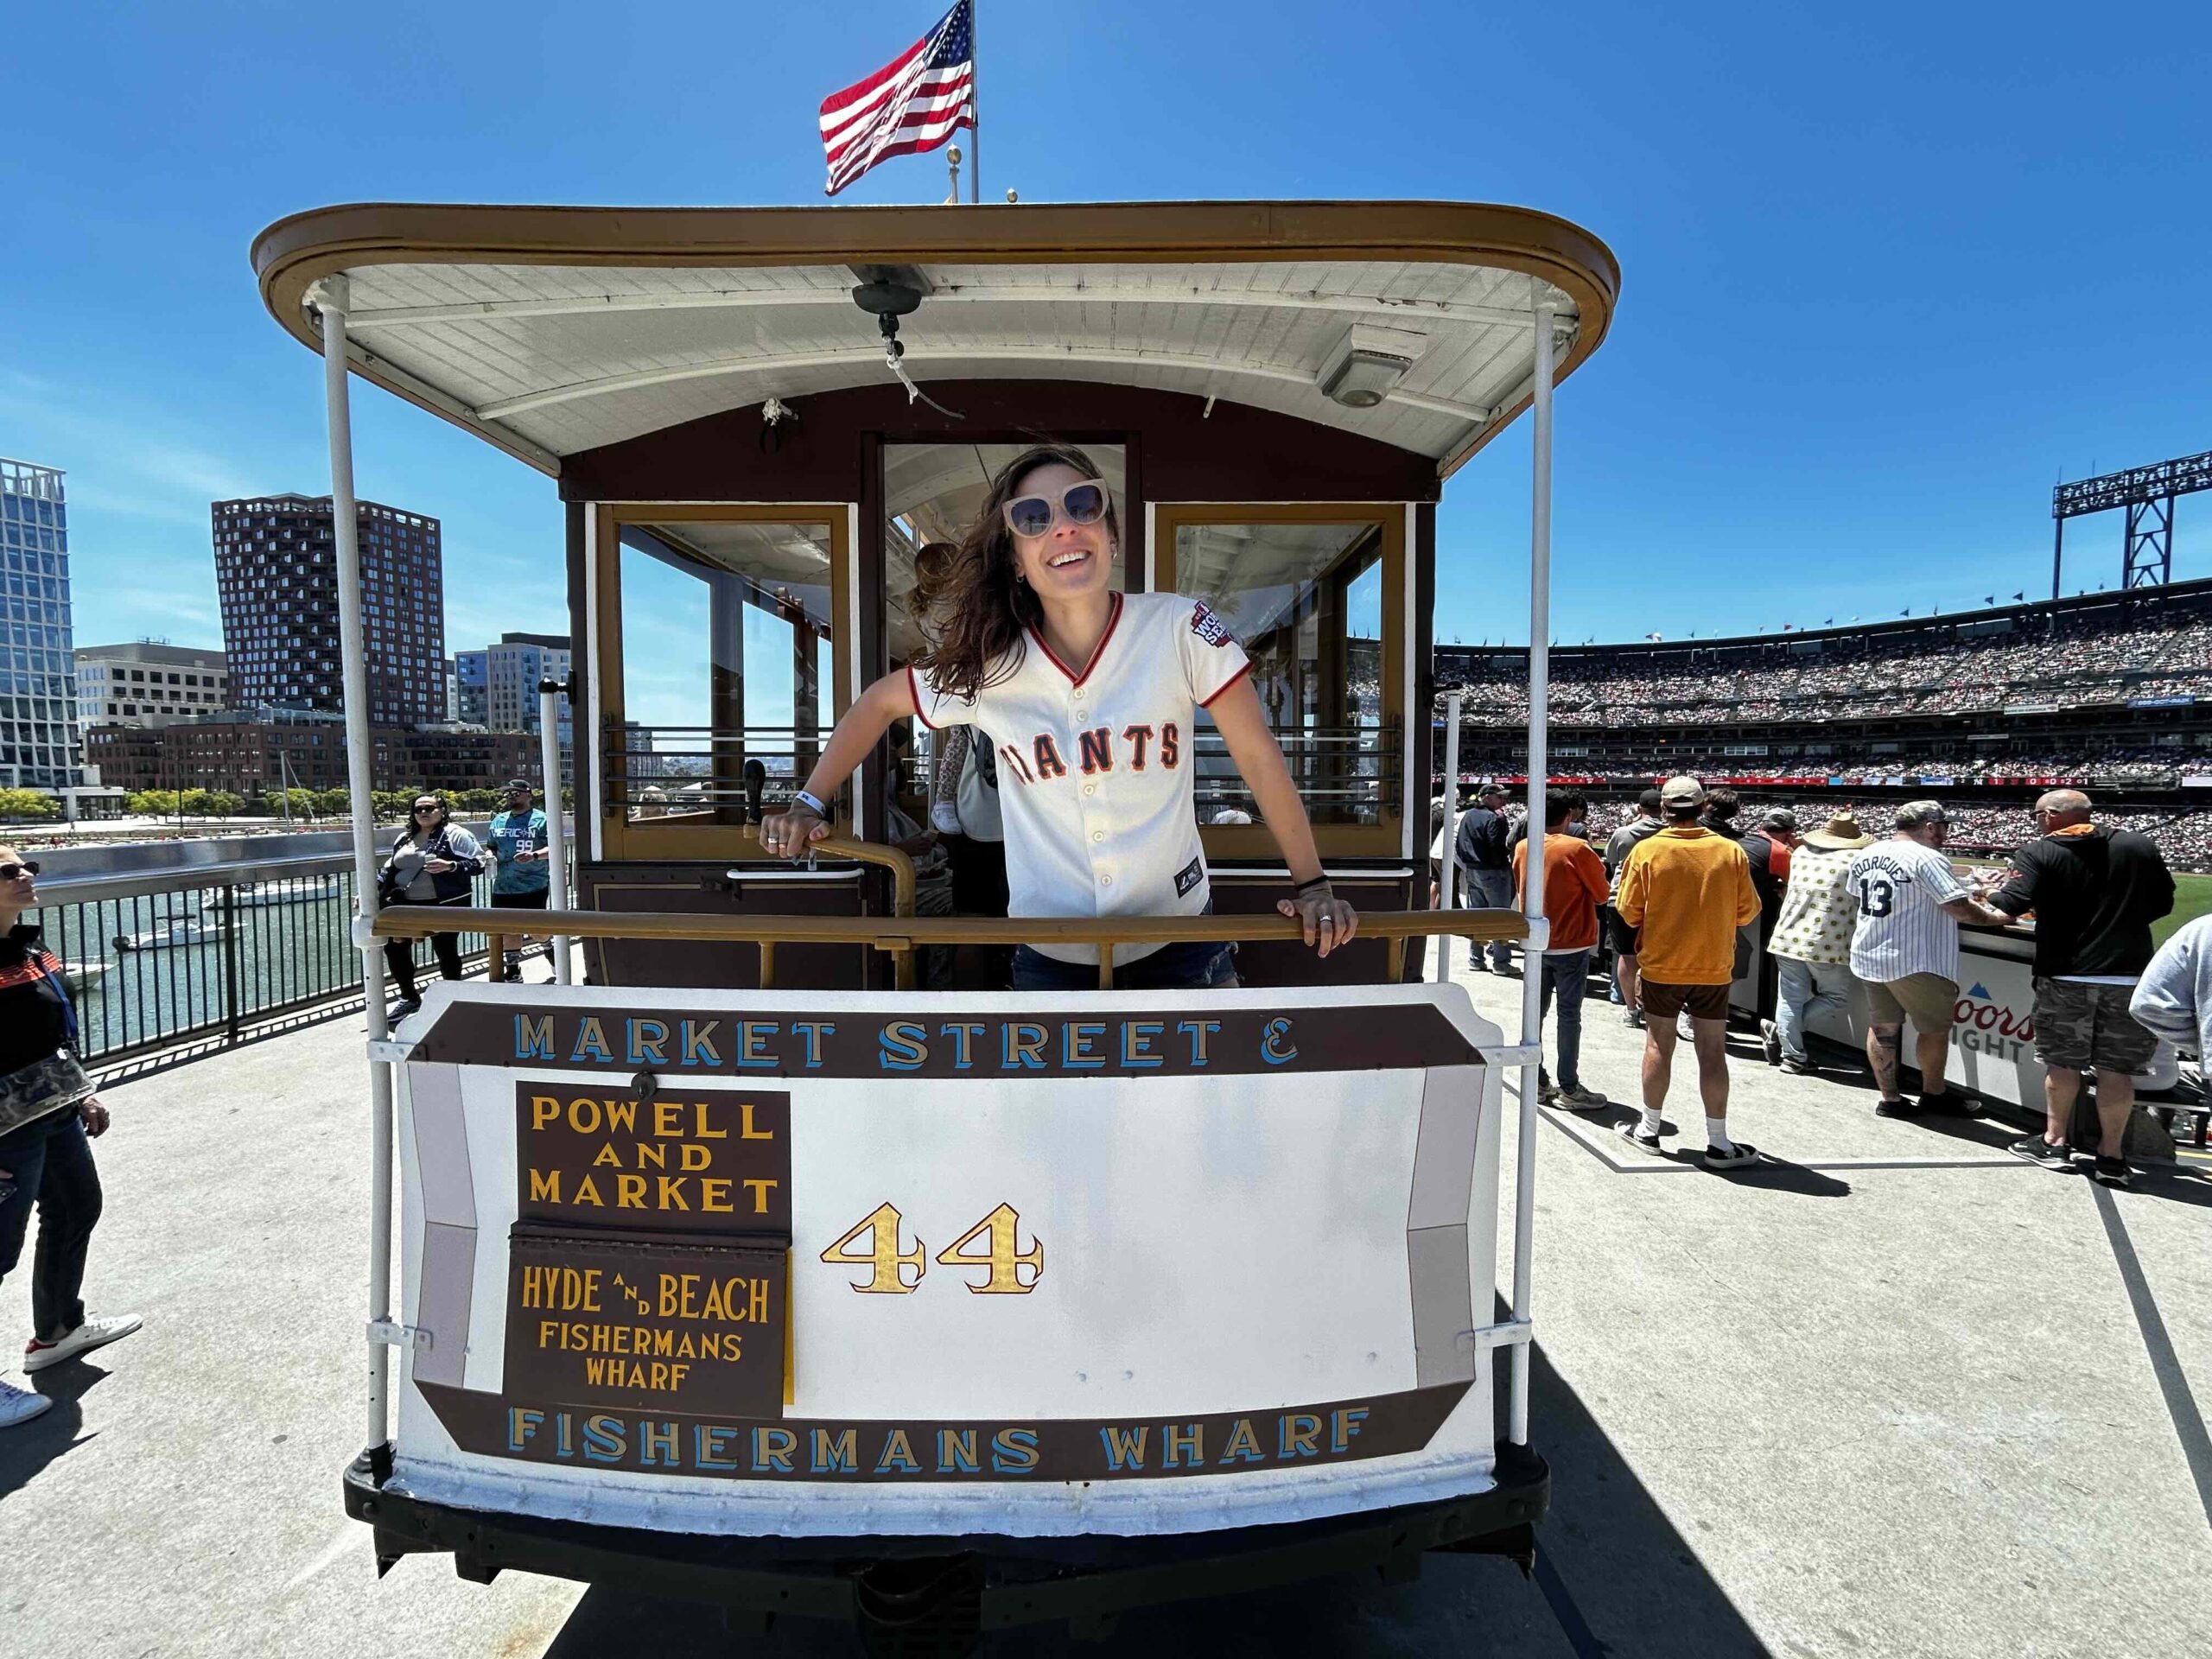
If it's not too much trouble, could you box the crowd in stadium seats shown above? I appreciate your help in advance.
[1445,744,2210,785]
[1567,797,2212,874]
[1443,613,2212,727]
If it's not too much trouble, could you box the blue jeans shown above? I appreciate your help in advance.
[1013,940,1239,992]
[0,1108,102,1342]
[1463,868,1516,970]
[1536,950,1590,1090]
[1776,956,1852,1065]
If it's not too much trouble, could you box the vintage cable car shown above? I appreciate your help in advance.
[251,197,1618,1649]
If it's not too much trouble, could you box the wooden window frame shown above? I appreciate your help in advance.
[1154,502,1406,861]
[595,503,852,861]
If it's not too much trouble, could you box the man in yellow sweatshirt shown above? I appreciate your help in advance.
[1615,776,1763,1169]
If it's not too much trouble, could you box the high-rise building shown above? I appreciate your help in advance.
[0,458,81,791]
[76,642,229,728]
[454,647,489,726]
[455,632,572,741]
[212,493,444,728]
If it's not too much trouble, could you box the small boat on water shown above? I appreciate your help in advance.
[60,961,108,991]
[203,874,343,909]
[112,917,231,952]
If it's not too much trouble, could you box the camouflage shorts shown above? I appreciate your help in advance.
[2031,977,2158,1074]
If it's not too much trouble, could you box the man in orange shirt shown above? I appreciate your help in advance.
[1615,777,1764,1169]
[1512,790,1611,1109]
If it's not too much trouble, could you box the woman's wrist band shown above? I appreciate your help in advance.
[794,789,830,819]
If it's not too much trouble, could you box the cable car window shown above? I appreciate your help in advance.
[1168,516,1391,829]
[614,518,835,825]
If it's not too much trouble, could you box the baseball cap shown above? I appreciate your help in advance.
[1895,799,1948,830]
[503,778,532,793]
[1659,775,1707,810]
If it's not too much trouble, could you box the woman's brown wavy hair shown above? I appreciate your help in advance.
[914,443,1119,702]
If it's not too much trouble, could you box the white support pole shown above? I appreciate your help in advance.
[537,679,573,985]
[1509,300,1558,1447]
[315,277,397,1455]
[1434,690,1463,985]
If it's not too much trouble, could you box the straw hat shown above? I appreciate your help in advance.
[1802,811,1873,850]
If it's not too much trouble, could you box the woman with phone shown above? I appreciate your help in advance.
[378,793,488,1015]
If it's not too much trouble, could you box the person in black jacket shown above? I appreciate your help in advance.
[1455,784,1517,974]
[0,847,141,1427]
[1985,791,2176,1186]
[378,793,488,1016]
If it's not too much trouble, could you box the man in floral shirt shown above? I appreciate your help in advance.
[1765,810,1873,1075]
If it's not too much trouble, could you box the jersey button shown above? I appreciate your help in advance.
[1092,830,1104,842]
[1083,783,1096,796]
[1100,874,1113,887]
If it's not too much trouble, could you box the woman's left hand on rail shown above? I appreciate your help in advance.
[1279,887,1359,958]
[760,806,831,861]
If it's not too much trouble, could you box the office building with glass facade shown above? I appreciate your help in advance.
[454,631,571,741]
[0,457,82,792]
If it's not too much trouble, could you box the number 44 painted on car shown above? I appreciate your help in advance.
[822,1202,1043,1294]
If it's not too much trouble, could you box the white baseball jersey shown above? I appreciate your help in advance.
[1847,840,1969,982]
[909,591,1252,964]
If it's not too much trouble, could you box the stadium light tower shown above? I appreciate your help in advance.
[2050,447,2212,597]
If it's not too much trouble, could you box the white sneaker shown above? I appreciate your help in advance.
[23,1312,143,1374]
[0,1377,53,1427]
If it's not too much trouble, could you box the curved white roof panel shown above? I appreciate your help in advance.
[254,200,1619,477]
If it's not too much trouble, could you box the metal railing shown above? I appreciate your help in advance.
[32,830,564,1065]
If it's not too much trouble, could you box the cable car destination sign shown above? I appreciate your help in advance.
[392,985,1502,1505]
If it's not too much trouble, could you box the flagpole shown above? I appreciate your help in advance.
[968,0,982,202]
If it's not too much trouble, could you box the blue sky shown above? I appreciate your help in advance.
[2,0,2206,657]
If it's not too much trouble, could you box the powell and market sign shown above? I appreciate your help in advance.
[412,1003,1484,1078]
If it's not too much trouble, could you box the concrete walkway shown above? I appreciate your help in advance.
[3,956,2208,1657]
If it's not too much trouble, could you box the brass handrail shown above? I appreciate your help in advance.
[732,824,918,924]
[371,906,1528,990]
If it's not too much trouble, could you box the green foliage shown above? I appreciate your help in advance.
[127,789,181,816]
[207,791,244,819]
[310,789,350,817]
[454,787,501,813]
[260,788,316,819]
[0,787,60,823]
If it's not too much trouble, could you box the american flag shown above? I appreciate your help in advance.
[819,1,976,197]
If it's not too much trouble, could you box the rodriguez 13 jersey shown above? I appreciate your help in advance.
[909,592,1252,964]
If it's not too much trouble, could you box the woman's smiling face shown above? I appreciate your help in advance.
[1005,461,1113,602]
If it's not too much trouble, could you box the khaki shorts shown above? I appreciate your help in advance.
[1638,979,1731,1022]
[1865,972,1959,1033]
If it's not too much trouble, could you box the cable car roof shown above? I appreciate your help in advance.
[253,199,1618,480]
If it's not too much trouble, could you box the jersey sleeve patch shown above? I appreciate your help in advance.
[1190,601,1236,648]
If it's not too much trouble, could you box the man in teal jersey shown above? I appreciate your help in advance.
[484,779,550,982]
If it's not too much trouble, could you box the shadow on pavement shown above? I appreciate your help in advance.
[542,1338,1769,1657]
[0,1360,106,1499]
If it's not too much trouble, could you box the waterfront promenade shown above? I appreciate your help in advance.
[3,957,2209,1656]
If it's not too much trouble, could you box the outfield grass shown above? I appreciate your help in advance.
[2159,872,2212,949]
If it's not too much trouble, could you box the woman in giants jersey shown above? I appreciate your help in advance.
[761,442,1358,989]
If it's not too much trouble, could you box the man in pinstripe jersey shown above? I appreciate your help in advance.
[1846,802,2012,1117]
